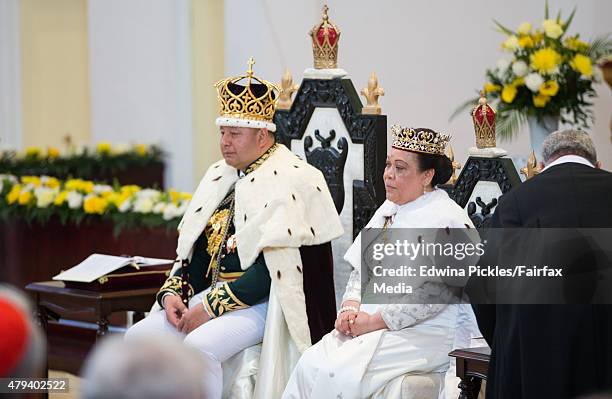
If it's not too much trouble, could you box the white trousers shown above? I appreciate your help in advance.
[125,289,268,399]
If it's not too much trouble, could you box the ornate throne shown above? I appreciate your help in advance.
[444,93,522,229]
[274,76,387,303]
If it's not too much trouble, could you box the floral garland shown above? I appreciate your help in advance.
[0,174,191,234]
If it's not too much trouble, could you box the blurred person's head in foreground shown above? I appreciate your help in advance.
[0,284,46,378]
[81,335,205,399]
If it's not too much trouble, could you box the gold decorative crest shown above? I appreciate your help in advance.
[310,5,341,69]
[472,91,497,149]
[446,145,462,185]
[391,125,451,156]
[361,72,385,115]
[520,150,542,180]
[214,57,280,129]
[277,69,299,110]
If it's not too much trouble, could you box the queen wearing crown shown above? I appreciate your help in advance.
[282,126,481,399]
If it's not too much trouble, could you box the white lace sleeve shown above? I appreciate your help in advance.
[380,303,447,331]
[341,266,361,304]
[379,282,451,331]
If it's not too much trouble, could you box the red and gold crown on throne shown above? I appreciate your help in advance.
[214,57,280,132]
[391,125,451,156]
[472,92,497,149]
[310,5,341,69]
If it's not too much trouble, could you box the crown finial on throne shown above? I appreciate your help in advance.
[468,90,507,157]
[310,4,341,69]
[472,91,497,149]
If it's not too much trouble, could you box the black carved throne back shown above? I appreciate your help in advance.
[304,129,348,213]
[444,156,521,229]
[274,78,387,238]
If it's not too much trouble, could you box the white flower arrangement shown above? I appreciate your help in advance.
[0,175,191,233]
[453,3,611,139]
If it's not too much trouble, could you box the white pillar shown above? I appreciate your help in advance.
[0,0,22,151]
[87,0,193,190]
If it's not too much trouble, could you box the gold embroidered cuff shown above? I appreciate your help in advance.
[203,283,249,317]
[156,276,194,308]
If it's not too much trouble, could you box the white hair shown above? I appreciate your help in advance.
[82,336,205,399]
[542,129,597,165]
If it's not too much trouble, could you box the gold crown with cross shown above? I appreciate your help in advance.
[214,57,280,132]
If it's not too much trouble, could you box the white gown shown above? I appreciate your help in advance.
[282,189,482,399]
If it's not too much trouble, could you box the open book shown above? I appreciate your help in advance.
[53,253,174,283]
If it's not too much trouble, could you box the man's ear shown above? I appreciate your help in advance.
[257,128,267,145]
[258,128,272,147]
[596,160,602,169]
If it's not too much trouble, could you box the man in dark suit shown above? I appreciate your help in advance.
[472,130,612,398]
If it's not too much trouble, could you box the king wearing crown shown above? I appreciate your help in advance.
[126,58,343,399]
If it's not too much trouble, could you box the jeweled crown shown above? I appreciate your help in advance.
[309,5,340,69]
[391,126,451,156]
[472,92,496,148]
[214,57,280,131]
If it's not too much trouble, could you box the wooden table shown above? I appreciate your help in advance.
[26,281,158,338]
[25,281,158,380]
[449,346,490,399]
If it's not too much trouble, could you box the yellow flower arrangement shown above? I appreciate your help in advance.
[0,174,190,232]
[456,3,611,139]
